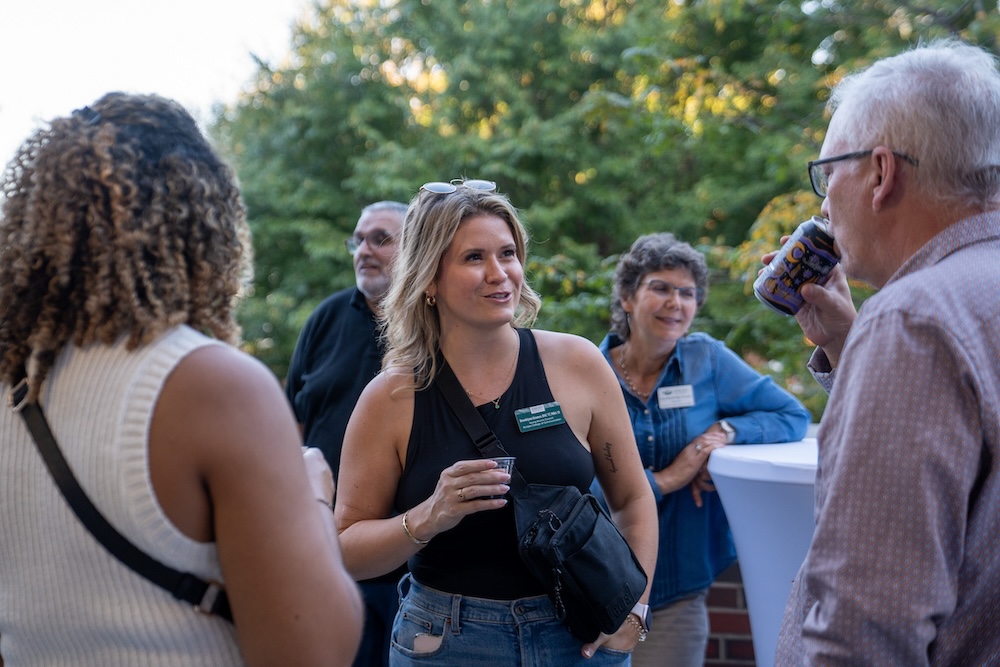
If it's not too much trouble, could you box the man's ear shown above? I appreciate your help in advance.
[870,146,899,211]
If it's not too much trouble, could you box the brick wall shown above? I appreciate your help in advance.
[705,562,756,666]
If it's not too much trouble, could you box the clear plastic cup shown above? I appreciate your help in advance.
[489,456,516,498]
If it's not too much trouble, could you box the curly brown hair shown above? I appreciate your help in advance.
[0,92,251,402]
[609,232,708,341]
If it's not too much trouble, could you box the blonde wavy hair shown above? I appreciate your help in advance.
[0,92,251,402]
[380,182,541,392]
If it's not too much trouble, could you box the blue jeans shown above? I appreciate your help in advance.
[390,575,631,666]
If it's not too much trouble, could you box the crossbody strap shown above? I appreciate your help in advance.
[9,378,233,623]
[435,360,529,496]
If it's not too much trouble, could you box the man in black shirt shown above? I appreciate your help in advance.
[285,200,407,667]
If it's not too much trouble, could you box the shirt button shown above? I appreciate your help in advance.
[644,409,649,415]
[647,435,654,442]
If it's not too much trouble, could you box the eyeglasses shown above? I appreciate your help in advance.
[808,150,919,198]
[419,179,497,195]
[345,229,395,255]
[640,279,701,302]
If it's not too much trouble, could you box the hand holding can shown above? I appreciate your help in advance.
[753,216,839,316]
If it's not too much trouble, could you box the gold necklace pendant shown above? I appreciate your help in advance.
[467,389,503,409]
[465,330,520,409]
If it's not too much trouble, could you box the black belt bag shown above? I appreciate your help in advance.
[437,362,647,643]
[514,483,647,642]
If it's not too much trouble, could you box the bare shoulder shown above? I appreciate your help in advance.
[161,344,290,427]
[529,329,620,435]
[531,329,609,375]
[173,343,281,389]
[343,368,415,458]
[149,342,302,541]
[353,368,414,420]
[155,344,298,468]
[531,329,602,359]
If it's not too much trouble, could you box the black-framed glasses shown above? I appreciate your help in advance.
[419,178,497,195]
[345,229,395,255]
[808,150,919,198]
[640,279,702,302]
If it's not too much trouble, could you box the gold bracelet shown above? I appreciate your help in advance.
[402,511,430,545]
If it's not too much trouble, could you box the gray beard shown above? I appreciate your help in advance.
[357,275,390,305]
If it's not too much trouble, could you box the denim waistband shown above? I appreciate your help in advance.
[399,574,558,631]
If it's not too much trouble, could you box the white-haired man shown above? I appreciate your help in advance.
[775,40,1000,665]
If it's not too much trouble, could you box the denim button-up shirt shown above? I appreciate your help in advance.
[594,332,811,608]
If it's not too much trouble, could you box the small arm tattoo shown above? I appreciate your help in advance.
[602,442,618,473]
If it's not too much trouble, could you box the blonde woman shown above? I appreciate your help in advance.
[335,180,658,665]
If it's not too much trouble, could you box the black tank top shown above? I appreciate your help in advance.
[395,328,594,599]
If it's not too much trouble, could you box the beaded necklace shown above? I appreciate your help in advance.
[619,344,650,401]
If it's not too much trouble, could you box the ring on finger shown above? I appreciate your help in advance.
[696,444,702,452]
[457,488,465,501]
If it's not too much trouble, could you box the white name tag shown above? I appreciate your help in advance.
[657,385,695,409]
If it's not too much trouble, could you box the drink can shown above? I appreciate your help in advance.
[753,216,839,316]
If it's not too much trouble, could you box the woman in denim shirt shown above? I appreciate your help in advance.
[593,233,810,667]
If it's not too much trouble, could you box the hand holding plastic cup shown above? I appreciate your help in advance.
[489,456,516,499]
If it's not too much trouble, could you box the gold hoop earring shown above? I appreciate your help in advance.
[425,294,436,307]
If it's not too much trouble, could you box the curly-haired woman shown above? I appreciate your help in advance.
[0,93,362,666]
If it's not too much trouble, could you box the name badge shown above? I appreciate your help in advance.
[514,402,567,432]
[657,385,694,409]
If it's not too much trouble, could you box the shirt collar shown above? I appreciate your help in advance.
[350,287,377,318]
[888,211,1000,286]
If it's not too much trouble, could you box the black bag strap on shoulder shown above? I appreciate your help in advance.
[435,360,529,496]
[9,377,233,623]
[437,359,647,643]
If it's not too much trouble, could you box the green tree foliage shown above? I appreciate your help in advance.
[213,0,999,418]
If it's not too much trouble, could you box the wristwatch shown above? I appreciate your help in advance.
[719,419,736,444]
[628,601,651,641]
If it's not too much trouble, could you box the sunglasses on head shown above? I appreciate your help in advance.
[419,179,497,195]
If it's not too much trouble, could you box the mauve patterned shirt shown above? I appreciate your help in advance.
[776,212,1000,666]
